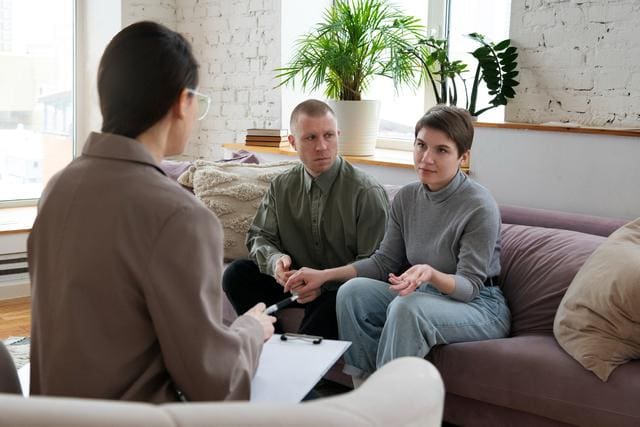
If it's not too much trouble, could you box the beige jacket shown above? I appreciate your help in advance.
[28,132,263,403]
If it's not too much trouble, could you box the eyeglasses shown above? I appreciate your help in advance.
[186,88,211,121]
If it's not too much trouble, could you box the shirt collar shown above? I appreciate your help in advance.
[421,169,467,203]
[82,132,165,175]
[303,156,342,194]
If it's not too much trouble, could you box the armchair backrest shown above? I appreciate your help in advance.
[0,342,22,395]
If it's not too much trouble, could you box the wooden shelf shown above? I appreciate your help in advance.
[224,143,415,169]
[475,121,640,138]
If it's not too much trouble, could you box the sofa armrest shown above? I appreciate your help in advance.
[164,357,444,427]
[0,358,443,427]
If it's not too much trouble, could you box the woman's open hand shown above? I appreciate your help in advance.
[388,264,435,296]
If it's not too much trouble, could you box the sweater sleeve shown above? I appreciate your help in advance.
[145,204,263,401]
[449,200,502,302]
[353,192,408,280]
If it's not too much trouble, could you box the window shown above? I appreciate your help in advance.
[280,0,511,148]
[364,1,429,142]
[368,0,511,145]
[447,0,511,123]
[0,0,74,203]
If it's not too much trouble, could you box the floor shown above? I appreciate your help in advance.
[0,297,31,340]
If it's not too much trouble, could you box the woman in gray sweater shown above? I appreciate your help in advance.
[284,105,510,382]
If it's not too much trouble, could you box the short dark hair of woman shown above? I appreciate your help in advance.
[414,105,474,157]
[98,21,199,138]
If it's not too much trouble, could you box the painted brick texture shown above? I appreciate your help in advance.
[122,0,281,160]
[507,0,640,127]
[175,0,281,159]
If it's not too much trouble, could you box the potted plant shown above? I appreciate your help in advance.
[411,33,519,118]
[275,0,424,156]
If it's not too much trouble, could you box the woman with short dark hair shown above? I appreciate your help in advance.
[285,105,510,383]
[28,21,274,402]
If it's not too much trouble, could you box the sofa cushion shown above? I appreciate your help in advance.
[178,159,298,261]
[499,224,605,336]
[429,335,640,426]
[554,218,640,382]
[160,160,192,181]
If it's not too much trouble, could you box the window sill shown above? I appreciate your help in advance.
[474,121,640,138]
[223,143,416,169]
[0,207,37,235]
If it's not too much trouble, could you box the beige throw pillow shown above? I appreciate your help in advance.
[554,217,640,381]
[178,159,299,261]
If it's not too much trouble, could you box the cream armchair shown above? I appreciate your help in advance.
[0,357,443,427]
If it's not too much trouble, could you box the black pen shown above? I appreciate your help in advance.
[265,295,299,315]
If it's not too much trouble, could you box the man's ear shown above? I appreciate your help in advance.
[288,134,297,151]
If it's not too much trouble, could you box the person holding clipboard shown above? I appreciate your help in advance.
[28,21,275,402]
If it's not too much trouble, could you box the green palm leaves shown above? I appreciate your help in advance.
[275,0,424,101]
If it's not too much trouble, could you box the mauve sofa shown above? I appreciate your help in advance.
[224,203,639,427]
[430,205,639,427]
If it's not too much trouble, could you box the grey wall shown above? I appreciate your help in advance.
[471,127,640,219]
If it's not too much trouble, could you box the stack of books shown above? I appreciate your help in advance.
[245,128,289,148]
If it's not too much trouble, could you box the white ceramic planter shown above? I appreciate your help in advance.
[328,100,381,156]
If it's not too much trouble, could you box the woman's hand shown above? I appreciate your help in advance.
[243,303,276,342]
[388,264,435,296]
[279,268,326,304]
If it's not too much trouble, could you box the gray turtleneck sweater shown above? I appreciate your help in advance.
[352,170,501,302]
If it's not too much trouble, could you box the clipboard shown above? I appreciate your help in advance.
[250,334,351,403]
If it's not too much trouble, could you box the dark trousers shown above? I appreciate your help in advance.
[222,259,338,339]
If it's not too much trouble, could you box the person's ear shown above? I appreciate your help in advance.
[459,150,470,165]
[172,89,191,120]
[288,134,297,151]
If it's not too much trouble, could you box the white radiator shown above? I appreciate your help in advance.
[0,252,28,282]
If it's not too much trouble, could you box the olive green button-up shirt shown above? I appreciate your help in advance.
[247,156,390,281]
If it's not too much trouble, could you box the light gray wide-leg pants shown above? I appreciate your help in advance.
[337,277,511,378]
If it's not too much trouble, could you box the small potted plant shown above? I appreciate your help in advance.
[411,33,519,118]
[276,0,424,156]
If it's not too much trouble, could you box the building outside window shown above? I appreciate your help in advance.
[0,0,74,203]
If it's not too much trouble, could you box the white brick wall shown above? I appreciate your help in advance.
[176,0,281,159]
[121,0,281,160]
[122,0,177,29]
[507,0,640,127]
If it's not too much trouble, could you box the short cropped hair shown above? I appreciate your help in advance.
[289,99,336,133]
[414,105,474,157]
[98,21,199,138]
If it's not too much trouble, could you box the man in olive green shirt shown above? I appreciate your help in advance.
[223,99,390,339]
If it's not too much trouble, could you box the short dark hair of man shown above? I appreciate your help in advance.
[98,21,199,138]
[289,99,336,134]
[414,105,474,157]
